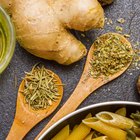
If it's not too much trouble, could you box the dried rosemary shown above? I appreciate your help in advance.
[90,33,133,78]
[21,65,60,110]
[131,111,140,127]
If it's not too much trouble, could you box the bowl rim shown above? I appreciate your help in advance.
[39,101,140,140]
[0,6,15,74]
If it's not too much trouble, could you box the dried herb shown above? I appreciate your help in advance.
[124,34,131,38]
[126,129,136,140]
[130,111,140,137]
[131,111,140,127]
[21,64,60,110]
[105,18,113,25]
[116,26,123,32]
[90,33,133,78]
[117,18,125,24]
[14,74,17,88]
[129,48,140,71]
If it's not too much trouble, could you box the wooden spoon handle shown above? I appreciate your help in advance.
[6,118,31,140]
[35,88,85,139]
[35,77,102,139]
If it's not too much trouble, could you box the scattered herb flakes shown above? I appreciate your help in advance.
[21,65,61,110]
[134,41,140,47]
[90,33,133,78]
[117,18,125,24]
[108,19,113,25]
[130,48,140,70]
[124,34,131,38]
[105,18,113,25]
[94,92,97,95]
[129,73,133,75]
[115,26,123,32]
[14,74,17,88]
[126,129,136,140]
[81,33,86,38]
[108,88,111,91]
[131,111,140,127]
[105,17,107,21]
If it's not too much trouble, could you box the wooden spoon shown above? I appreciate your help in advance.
[6,70,63,140]
[36,33,133,140]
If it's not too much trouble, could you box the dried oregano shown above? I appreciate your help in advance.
[90,33,133,78]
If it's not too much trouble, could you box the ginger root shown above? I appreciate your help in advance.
[0,0,104,65]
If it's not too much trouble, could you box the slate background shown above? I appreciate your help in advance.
[0,0,140,139]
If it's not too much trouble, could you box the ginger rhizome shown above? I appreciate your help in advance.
[0,0,104,65]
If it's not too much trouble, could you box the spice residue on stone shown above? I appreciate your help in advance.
[90,33,133,78]
[117,18,125,24]
[21,65,60,110]
[115,26,123,33]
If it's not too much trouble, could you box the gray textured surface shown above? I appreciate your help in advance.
[0,0,140,139]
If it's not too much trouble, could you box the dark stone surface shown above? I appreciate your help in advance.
[0,0,140,139]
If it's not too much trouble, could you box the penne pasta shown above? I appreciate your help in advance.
[82,117,127,140]
[66,114,92,140]
[51,108,140,140]
[84,132,94,140]
[51,125,70,140]
[96,111,134,129]
[73,125,78,130]
[115,107,126,117]
[92,136,109,140]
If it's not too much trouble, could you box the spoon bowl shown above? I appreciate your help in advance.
[36,32,133,139]
[7,69,63,140]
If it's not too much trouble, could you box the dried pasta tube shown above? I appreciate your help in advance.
[52,125,70,140]
[92,136,109,140]
[85,132,94,140]
[66,114,92,140]
[73,125,78,130]
[115,107,126,117]
[82,117,127,140]
[96,111,135,129]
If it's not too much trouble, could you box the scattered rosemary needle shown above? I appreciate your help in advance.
[115,26,123,32]
[14,75,17,88]
[21,65,61,110]
[124,34,131,38]
[81,33,86,38]
[117,18,125,24]
[90,33,133,78]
